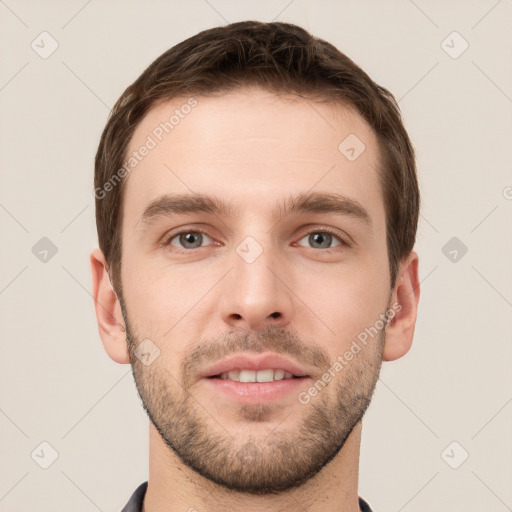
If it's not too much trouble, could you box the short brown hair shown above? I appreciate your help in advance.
[94,20,419,294]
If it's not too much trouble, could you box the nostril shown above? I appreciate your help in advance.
[270,312,280,319]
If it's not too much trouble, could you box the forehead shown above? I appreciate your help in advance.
[121,87,384,229]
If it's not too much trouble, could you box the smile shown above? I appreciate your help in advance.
[210,369,297,382]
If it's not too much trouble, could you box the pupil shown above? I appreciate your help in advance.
[182,232,201,248]
[311,233,331,248]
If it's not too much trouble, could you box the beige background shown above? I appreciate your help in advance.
[1,1,511,511]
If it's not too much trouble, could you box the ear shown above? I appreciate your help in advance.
[382,250,420,362]
[90,248,130,364]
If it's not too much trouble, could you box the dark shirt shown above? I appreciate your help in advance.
[121,481,374,511]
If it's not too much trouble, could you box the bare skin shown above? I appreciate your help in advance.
[91,87,419,512]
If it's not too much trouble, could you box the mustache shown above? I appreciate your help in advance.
[181,326,331,382]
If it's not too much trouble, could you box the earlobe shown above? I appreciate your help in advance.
[382,251,420,362]
[90,248,130,364]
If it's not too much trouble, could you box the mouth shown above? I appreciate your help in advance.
[199,353,312,404]
[200,352,311,381]
[208,368,303,382]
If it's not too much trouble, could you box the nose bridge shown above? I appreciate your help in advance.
[220,230,293,330]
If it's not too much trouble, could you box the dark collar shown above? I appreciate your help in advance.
[122,481,374,511]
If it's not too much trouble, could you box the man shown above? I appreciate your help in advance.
[91,20,420,512]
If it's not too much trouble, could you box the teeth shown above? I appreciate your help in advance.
[239,370,256,382]
[256,369,274,382]
[274,369,285,380]
[228,370,240,381]
[217,369,296,382]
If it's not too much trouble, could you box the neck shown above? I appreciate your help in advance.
[143,421,363,512]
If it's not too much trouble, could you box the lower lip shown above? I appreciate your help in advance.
[202,377,311,404]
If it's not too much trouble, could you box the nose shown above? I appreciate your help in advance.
[219,240,294,332]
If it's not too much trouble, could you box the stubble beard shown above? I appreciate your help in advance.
[120,298,386,495]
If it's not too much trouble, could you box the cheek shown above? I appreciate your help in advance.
[292,262,389,352]
[120,251,175,334]
[121,248,220,350]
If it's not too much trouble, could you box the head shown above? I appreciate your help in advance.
[91,21,420,494]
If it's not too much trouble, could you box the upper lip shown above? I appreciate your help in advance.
[200,353,312,378]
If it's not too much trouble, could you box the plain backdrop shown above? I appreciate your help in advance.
[1,1,511,511]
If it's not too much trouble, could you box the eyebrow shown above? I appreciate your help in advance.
[139,191,372,228]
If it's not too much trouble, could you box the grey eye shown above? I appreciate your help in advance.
[297,232,342,249]
[169,231,212,249]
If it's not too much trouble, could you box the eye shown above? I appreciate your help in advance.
[165,230,213,250]
[296,229,347,250]
[162,227,349,252]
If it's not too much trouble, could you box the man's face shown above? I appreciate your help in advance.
[118,88,392,493]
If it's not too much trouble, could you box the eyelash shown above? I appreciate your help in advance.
[162,227,350,253]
